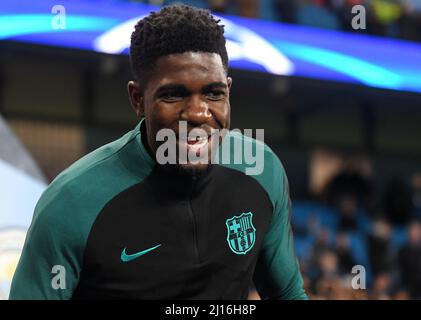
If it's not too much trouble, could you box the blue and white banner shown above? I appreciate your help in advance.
[1,0,421,93]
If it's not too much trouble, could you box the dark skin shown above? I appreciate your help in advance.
[128,52,232,172]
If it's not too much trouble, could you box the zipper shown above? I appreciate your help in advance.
[187,176,200,262]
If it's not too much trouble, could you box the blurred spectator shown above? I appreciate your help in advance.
[307,214,322,236]
[311,250,352,298]
[337,194,359,231]
[398,220,421,298]
[400,0,421,41]
[349,286,369,299]
[369,0,404,37]
[325,169,373,212]
[310,228,333,267]
[207,0,259,17]
[392,289,411,300]
[368,218,396,275]
[318,250,339,278]
[383,179,414,225]
[313,277,351,299]
[335,232,357,274]
[370,273,393,299]
[273,0,297,23]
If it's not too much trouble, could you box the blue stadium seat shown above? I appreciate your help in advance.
[356,208,373,235]
[315,206,339,233]
[294,235,313,262]
[346,232,369,267]
[291,202,315,231]
[391,227,408,250]
[291,201,339,234]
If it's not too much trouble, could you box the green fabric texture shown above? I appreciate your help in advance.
[9,121,153,299]
[220,131,307,300]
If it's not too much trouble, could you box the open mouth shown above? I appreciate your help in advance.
[186,135,209,145]
[176,127,219,158]
[178,135,211,154]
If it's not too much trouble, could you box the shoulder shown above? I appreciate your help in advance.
[30,128,145,242]
[219,130,288,209]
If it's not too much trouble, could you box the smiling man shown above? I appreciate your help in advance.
[9,5,307,300]
[130,51,230,174]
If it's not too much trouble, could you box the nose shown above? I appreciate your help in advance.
[180,94,212,126]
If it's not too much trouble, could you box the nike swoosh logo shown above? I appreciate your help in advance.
[120,244,161,262]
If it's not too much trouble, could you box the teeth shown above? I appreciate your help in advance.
[187,137,207,142]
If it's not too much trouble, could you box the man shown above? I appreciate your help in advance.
[399,220,421,299]
[10,5,307,300]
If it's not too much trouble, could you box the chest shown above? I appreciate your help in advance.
[76,168,273,298]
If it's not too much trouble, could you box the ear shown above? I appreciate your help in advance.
[127,81,144,118]
[227,76,233,91]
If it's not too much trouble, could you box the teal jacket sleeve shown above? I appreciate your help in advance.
[253,155,308,300]
[9,125,148,300]
[9,188,83,300]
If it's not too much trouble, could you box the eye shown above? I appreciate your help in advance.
[160,92,184,102]
[206,90,225,101]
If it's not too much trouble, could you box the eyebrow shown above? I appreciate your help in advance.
[202,82,228,91]
[154,82,228,97]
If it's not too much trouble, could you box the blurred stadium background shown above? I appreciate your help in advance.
[1,0,421,300]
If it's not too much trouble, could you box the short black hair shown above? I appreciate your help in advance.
[129,4,228,86]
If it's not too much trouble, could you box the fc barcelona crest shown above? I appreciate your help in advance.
[225,212,256,255]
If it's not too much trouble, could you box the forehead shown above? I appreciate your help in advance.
[146,52,227,90]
